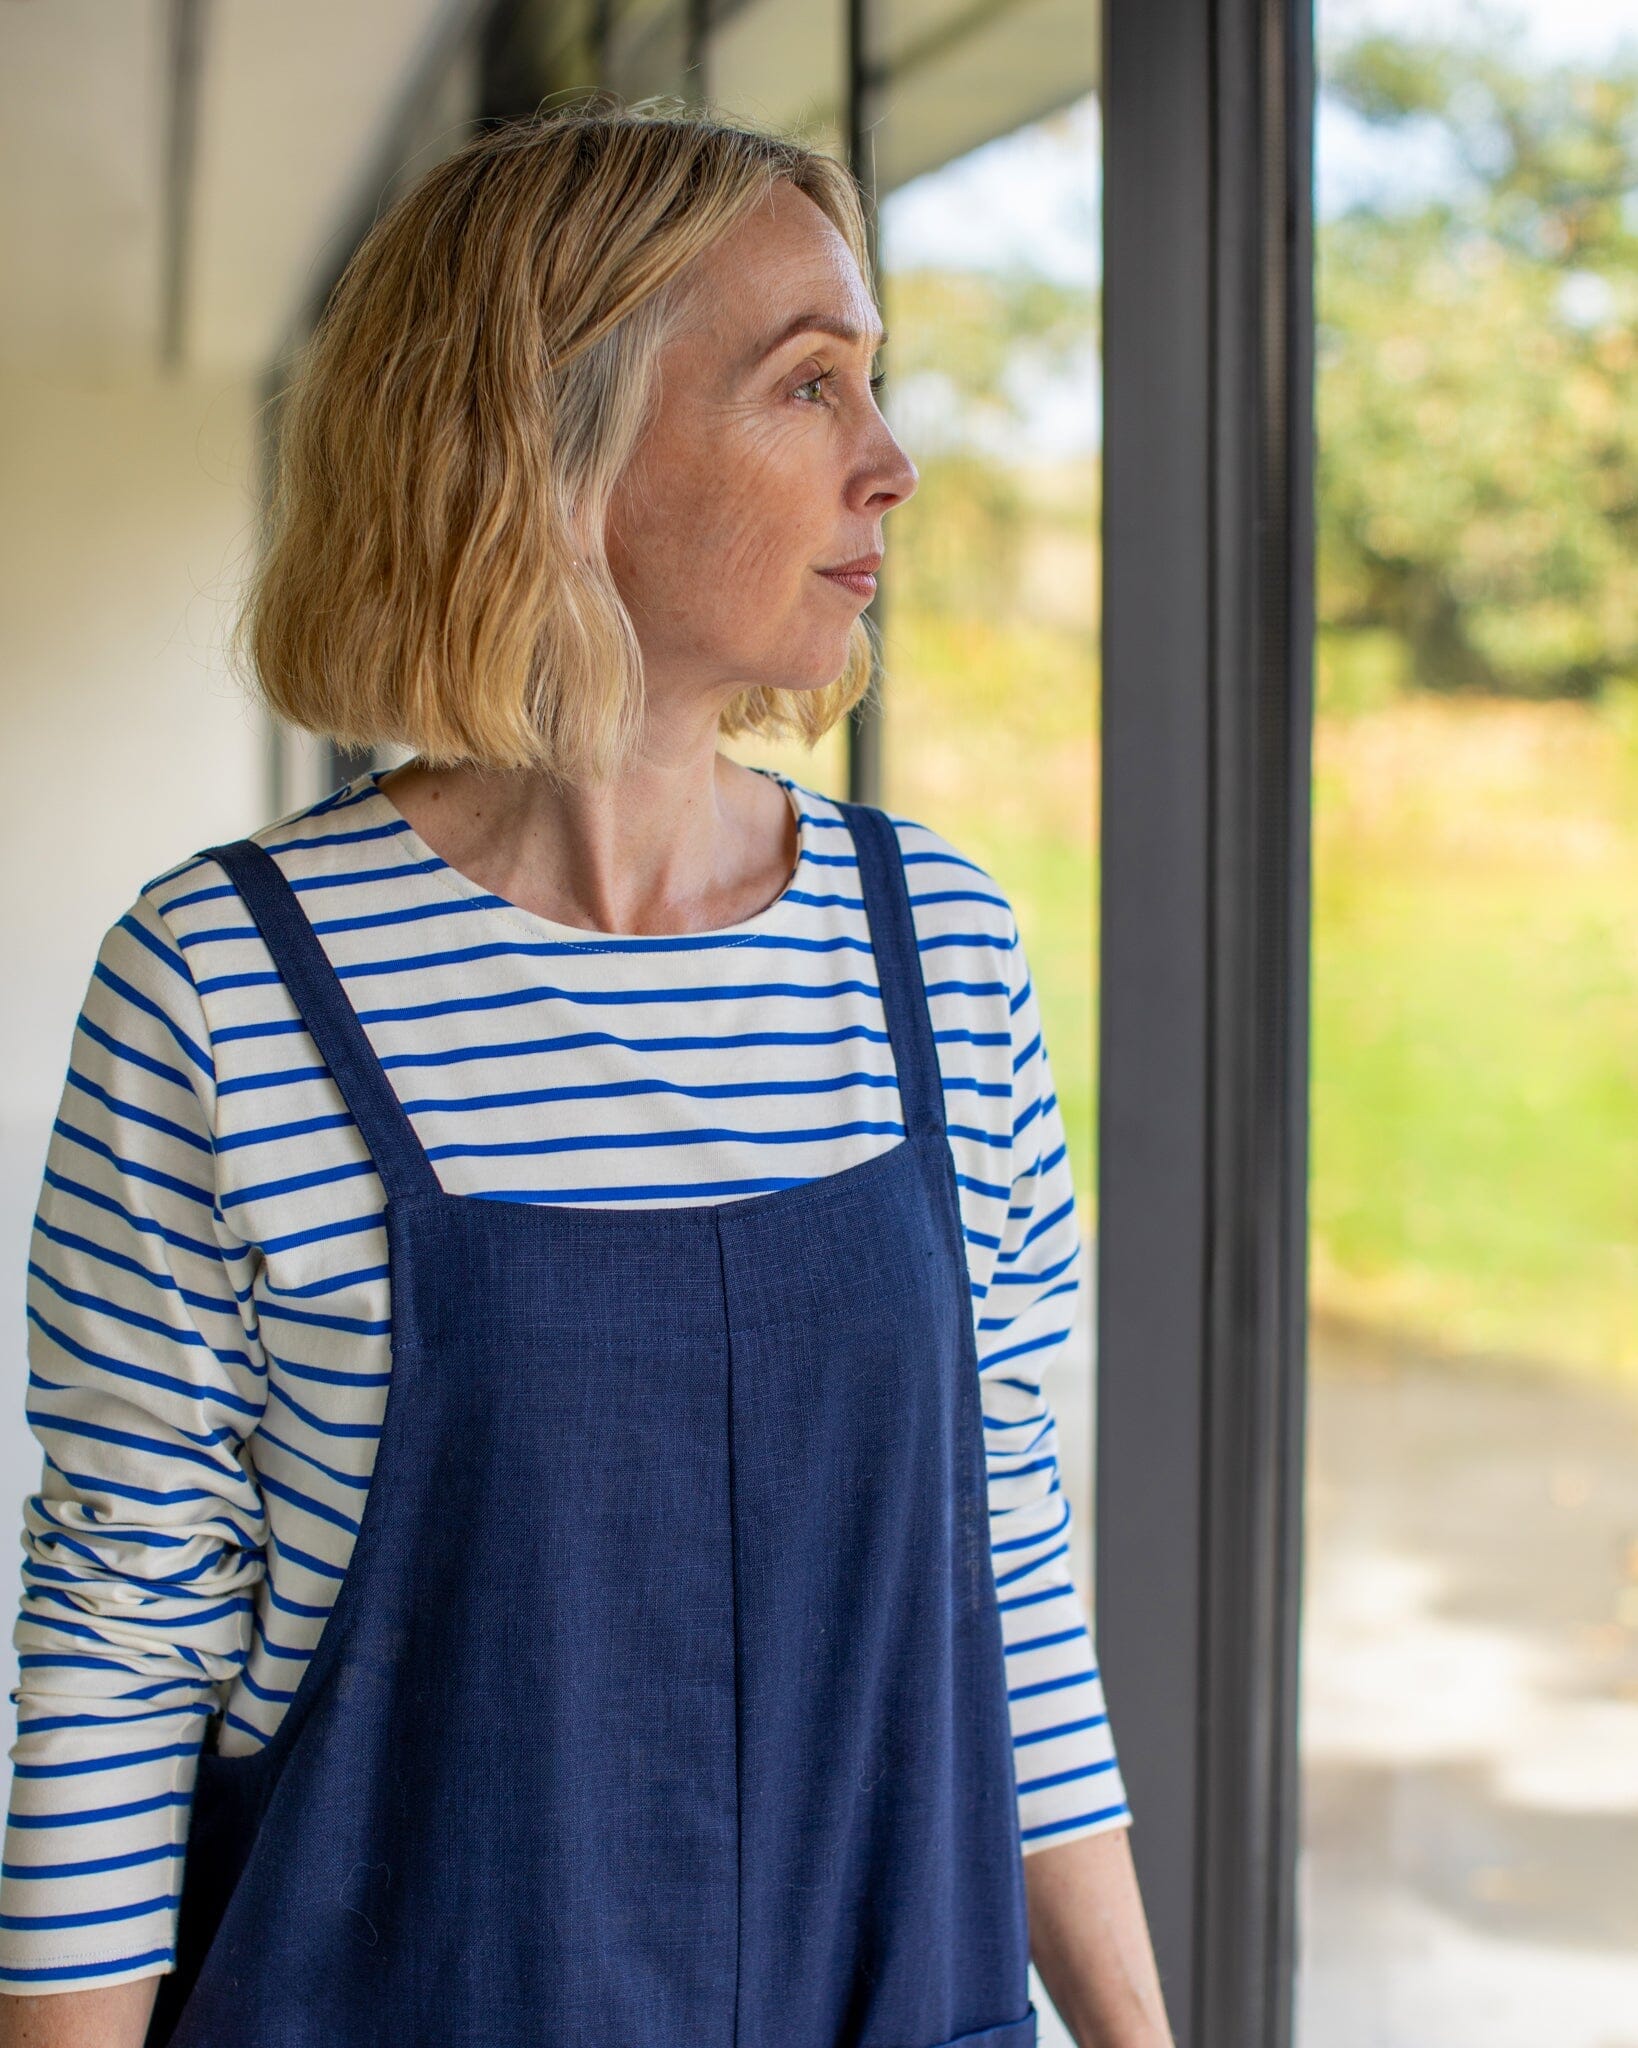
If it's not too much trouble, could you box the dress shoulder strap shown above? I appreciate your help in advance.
[206,839,443,1201]
[834,802,947,1140]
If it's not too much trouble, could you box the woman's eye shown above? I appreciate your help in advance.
[794,367,888,405]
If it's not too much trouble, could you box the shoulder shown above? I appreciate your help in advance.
[788,776,1018,951]
[874,797,1021,991]
[789,780,1025,1058]
[128,771,404,946]
[884,807,1015,947]
[82,776,388,1060]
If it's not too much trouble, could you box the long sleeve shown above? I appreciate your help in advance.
[982,909,1132,1851]
[0,890,269,1994]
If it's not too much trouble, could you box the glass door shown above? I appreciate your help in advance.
[1298,4,1638,2040]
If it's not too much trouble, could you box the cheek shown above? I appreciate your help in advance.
[613,415,832,600]
[660,486,817,591]
[722,442,836,581]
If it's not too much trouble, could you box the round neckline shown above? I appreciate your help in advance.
[362,763,812,949]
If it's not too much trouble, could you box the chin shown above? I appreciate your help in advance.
[735,621,855,698]
[783,668,848,699]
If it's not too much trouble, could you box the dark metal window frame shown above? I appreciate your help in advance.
[1099,2,1315,2044]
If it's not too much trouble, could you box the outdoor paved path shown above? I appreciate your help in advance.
[1041,1260,1638,2047]
[1297,1317,1638,2047]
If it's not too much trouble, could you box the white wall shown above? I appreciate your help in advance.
[0,364,269,1712]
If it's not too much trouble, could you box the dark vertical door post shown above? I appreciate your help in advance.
[1097,0,1315,2044]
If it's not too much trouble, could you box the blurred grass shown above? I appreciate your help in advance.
[882,609,1100,1210]
[735,618,1638,1391]
[1309,652,1638,1384]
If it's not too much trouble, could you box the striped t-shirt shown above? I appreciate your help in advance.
[0,764,1131,1996]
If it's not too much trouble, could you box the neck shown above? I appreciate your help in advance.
[376,745,798,937]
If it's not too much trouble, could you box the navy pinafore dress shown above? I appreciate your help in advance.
[144,800,1037,2048]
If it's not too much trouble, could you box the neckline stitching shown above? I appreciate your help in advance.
[360,766,814,953]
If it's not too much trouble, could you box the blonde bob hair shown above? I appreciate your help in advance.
[237,99,880,786]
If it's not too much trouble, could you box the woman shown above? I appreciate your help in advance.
[0,106,1173,2048]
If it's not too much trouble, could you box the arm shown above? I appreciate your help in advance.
[985,908,1173,2044]
[0,883,268,2025]
[0,1979,158,2048]
[1024,1829,1174,2048]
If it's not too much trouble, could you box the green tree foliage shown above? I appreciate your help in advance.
[1320,20,1638,700]
[882,263,1099,620]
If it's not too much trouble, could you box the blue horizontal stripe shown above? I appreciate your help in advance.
[31,1218,243,1323]
[75,1014,193,1096]
[40,1168,225,1266]
[91,964,211,1079]
[115,913,190,987]
[1006,1622,1090,1659]
[1019,1802,1130,1843]
[2,1840,185,1881]
[1007,1669,1099,1705]
[991,1500,1072,1558]
[0,1946,176,1983]
[424,1116,906,1166]
[3,1789,193,1830]
[1012,1712,1115,1750]
[12,1741,211,1782]
[1014,1757,1123,1797]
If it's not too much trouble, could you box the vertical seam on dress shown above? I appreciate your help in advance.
[715,1206,745,2048]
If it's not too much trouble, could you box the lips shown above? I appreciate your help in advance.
[817,549,882,600]
[818,566,878,597]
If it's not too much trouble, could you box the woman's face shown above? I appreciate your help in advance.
[604,179,918,710]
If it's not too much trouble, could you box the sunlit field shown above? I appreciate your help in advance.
[1310,666,1638,1384]
[743,619,1638,1392]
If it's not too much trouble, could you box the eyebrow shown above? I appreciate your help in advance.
[749,312,889,365]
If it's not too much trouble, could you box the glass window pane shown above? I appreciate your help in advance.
[1299,7,1638,2042]
[604,0,689,107]
[707,0,845,155]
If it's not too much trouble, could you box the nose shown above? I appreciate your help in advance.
[866,426,918,514]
